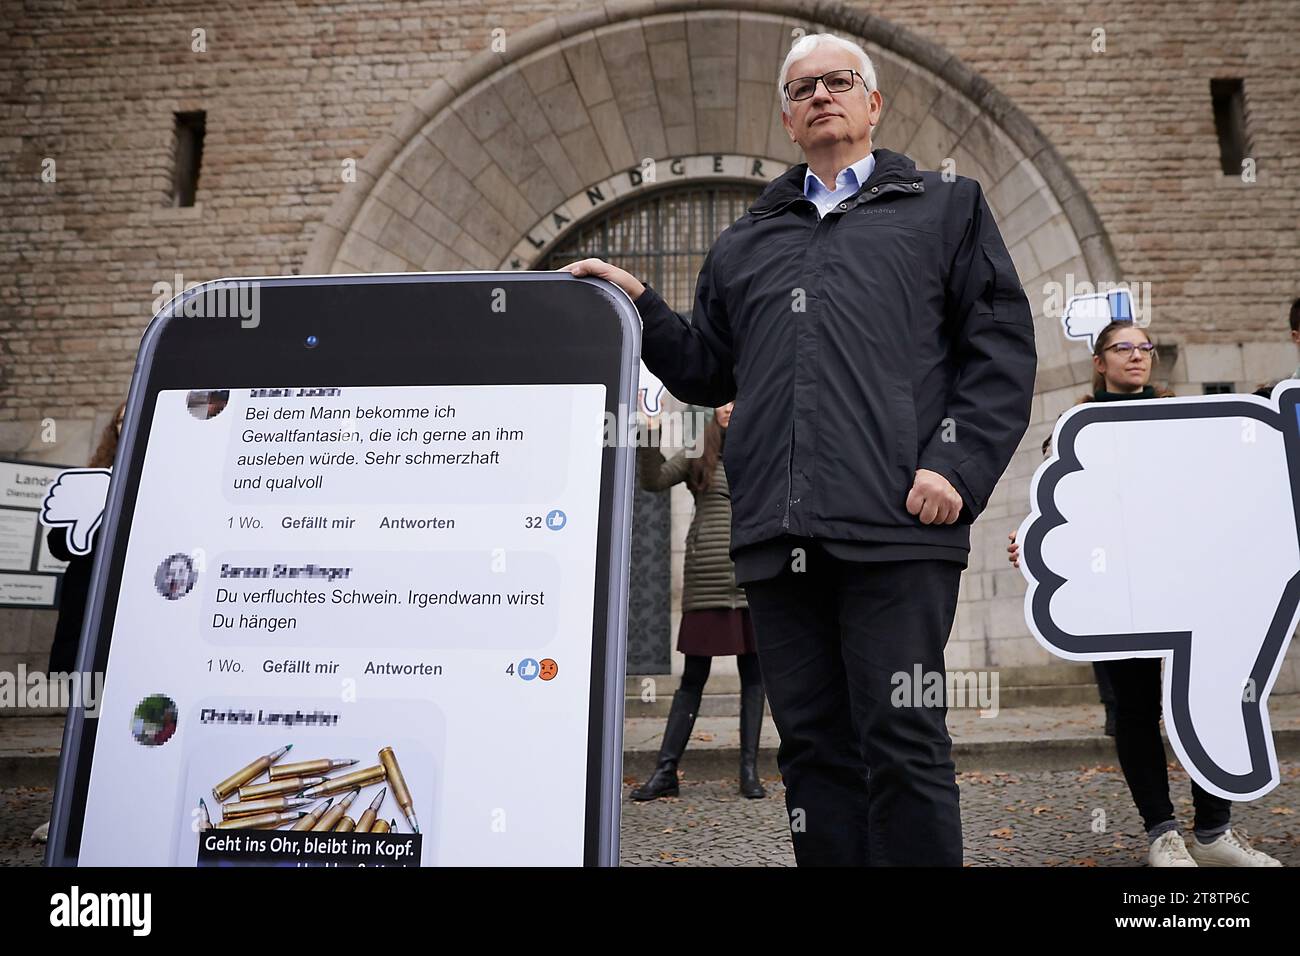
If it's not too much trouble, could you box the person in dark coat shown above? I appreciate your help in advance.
[630,402,767,801]
[31,402,122,844]
[565,33,1036,865]
[45,527,100,674]
[45,403,122,673]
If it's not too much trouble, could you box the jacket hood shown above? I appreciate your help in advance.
[747,147,918,215]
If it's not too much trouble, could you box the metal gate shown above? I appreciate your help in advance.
[537,183,762,674]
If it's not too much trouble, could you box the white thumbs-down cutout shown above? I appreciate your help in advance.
[40,468,112,556]
[1019,381,1300,800]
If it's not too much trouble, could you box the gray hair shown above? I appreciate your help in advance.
[778,33,878,115]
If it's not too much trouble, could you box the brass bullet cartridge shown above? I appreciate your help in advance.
[371,818,391,834]
[238,775,327,800]
[301,764,385,799]
[313,789,360,831]
[198,798,213,831]
[378,747,419,834]
[212,744,293,801]
[216,810,307,830]
[291,798,334,831]
[222,796,313,819]
[335,816,356,833]
[268,758,358,781]
[354,788,386,833]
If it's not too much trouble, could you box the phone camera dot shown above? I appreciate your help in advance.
[305,335,319,349]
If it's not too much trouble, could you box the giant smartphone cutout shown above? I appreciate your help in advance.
[46,272,638,866]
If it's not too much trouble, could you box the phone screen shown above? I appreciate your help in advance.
[49,274,636,866]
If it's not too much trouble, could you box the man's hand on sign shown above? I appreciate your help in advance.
[558,258,646,301]
[905,468,963,525]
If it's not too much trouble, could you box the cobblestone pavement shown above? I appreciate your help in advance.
[4,762,1298,866]
[1,786,49,867]
[617,761,1300,866]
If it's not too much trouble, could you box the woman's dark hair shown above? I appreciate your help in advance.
[686,409,724,493]
[1088,321,1158,395]
[88,402,126,468]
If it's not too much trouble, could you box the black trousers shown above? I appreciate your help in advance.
[1101,658,1232,833]
[742,548,964,866]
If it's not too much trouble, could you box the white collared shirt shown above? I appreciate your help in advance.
[803,151,876,218]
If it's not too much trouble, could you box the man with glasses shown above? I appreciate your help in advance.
[565,33,1036,866]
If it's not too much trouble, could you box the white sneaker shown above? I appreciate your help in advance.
[1148,830,1198,866]
[30,821,49,843]
[1188,828,1283,867]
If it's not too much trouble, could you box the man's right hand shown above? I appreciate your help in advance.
[1007,530,1020,569]
[557,258,646,301]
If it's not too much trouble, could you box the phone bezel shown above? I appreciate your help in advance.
[44,271,639,867]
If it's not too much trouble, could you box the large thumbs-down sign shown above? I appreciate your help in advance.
[40,468,112,556]
[1018,381,1300,800]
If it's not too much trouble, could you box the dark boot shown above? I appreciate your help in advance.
[630,687,700,800]
[738,682,767,798]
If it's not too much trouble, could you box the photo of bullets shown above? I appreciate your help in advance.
[292,798,333,831]
[222,796,314,819]
[201,745,421,836]
[301,764,384,799]
[211,744,295,802]
[354,789,386,833]
[379,746,420,834]
[218,810,310,831]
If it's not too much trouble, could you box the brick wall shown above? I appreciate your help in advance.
[2,0,1297,679]
[2,2,1296,449]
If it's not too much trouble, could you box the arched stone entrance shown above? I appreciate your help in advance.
[303,0,1123,674]
[533,178,767,673]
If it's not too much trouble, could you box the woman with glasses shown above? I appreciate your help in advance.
[1008,322,1280,867]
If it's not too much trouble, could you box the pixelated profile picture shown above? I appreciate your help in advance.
[130,694,178,747]
[186,388,229,421]
[154,552,197,601]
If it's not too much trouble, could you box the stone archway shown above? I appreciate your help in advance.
[303,0,1124,672]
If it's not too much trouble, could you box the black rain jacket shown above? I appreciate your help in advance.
[632,147,1037,559]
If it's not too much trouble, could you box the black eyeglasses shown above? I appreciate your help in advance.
[1103,341,1157,358]
[783,69,866,102]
